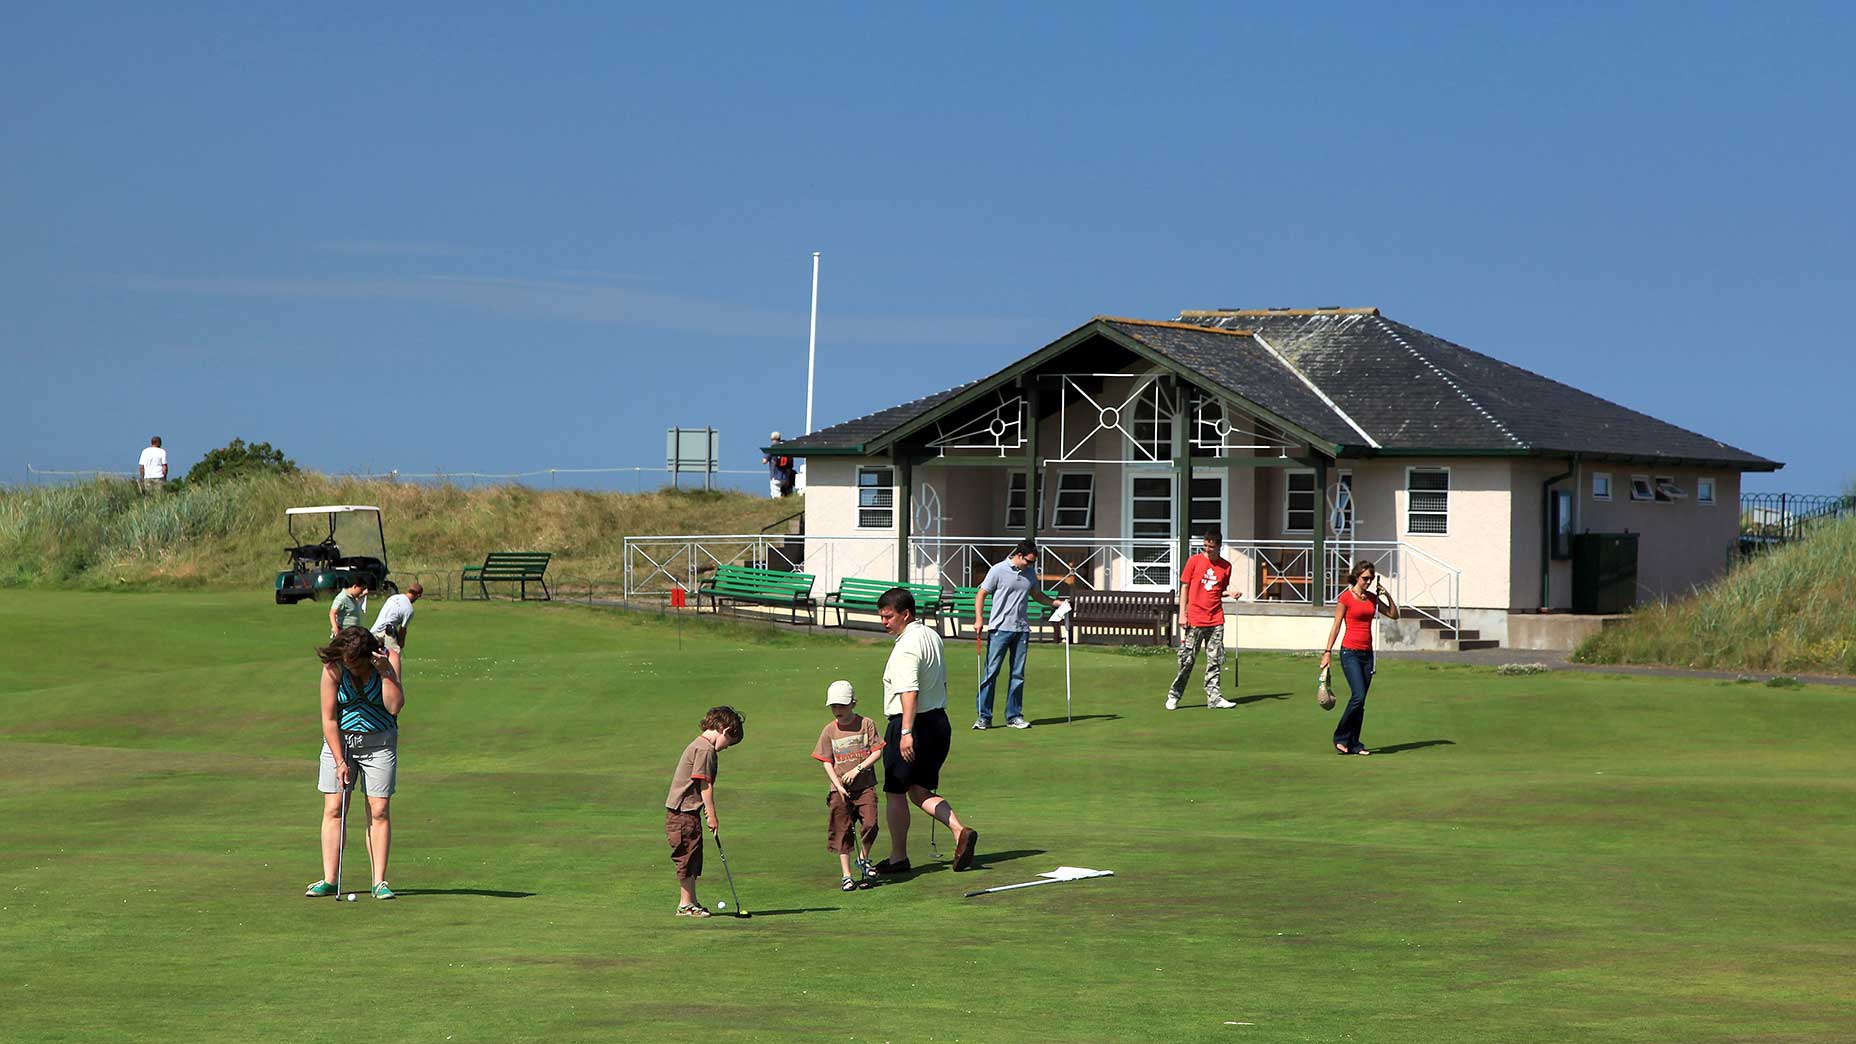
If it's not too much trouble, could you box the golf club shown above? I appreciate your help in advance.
[842,793,875,888]
[334,769,355,901]
[709,827,749,918]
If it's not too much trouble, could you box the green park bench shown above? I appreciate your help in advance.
[698,565,818,624]
[823,578,945,627]
[942,585,1062,640]
[461,551,554,601]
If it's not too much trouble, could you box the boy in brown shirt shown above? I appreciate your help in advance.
[810,681,883,891]
[664,706,745,917]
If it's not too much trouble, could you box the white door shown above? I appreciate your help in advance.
[1123,469,1227,590]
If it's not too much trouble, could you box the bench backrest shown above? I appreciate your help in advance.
[1070,590,1175,621]
[832,578,942,607]
[478,551,552,579]
[708,565,816,597]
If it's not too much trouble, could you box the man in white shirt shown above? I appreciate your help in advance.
[874,587,980,874]
[137,436,168,494]
[370,583,424,674]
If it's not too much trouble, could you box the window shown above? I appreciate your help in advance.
[1128,385,1176,462]
[1654,476,1687,503]
[1129,475,1174,587]
[1284,470,1316,533]
[1592,472,1612,501]
[857,467,894,529]
[1629,475,1655,501]
[1406,468,1450,535]
[1190,473,1225,538]
[1697,477,1716,505]
[1006,472,1028,530]
[1051,472,1096,529]
[1332,471,1356,534]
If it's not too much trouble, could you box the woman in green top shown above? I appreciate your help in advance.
[328,579,367,637]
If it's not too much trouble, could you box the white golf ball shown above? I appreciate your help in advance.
[345,894,358,902]
[716,900,727,909]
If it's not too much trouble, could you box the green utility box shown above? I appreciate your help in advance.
[1571,532,1639,614]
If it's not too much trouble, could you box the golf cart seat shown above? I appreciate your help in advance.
[287,542,341,562]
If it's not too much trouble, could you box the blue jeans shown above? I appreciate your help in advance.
[976,629,1029,723]
[1334,649,1374,752]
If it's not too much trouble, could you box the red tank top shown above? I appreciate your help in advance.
[1339,589,1376,650]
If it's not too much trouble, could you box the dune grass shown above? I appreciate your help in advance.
[2,591,1853,1042]
[1573,514,1856,674]
[0,474,796,590]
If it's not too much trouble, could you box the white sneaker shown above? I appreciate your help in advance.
[1006,717,1031,729]
[1164,695,1180,711]
[1207,696,1237,709]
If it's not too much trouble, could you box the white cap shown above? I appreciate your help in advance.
[826,680,855,706]
[770,430,782,441]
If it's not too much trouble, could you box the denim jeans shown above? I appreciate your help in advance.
[1333,649,1374,752]
[976,629,1029,722]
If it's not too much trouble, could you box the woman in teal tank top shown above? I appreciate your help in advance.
[307,626,406,900]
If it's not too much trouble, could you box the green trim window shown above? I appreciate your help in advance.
[1405,467,1449,535]
[1051,472,1096,530]
[857,467,895,529]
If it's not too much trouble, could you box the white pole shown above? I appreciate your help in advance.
[801,251,820,493]
[1065,619,1073,724]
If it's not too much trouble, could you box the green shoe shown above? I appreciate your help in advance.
[305,880,337,898]
[371,881,396,900]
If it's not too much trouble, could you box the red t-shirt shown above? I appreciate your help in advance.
[1180,553,1232,628]
[1338,589,1376,650]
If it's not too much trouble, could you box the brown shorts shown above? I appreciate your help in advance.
[826,787,880,855]
[665,809,703,878]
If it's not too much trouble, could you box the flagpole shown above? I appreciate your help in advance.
[801,251,819,492]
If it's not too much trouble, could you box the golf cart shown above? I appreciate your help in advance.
[274,505,395,604]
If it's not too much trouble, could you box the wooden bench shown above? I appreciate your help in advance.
[461,551,553,601]
[942,585,1062,640]
[698,565,817,624]
[1068,590,1177,646]
[823,578,944,627]
[1258,559,1312,601]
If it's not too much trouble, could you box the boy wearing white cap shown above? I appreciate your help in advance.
[811,680,884,890]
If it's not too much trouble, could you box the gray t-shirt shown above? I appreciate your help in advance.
[980,559,1036,632]
[331,590,364,630]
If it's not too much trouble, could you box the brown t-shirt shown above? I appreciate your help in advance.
[665,735,720,812]
[811,715,883,793]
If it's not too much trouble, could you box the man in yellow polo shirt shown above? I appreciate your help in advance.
[873,587,979,874]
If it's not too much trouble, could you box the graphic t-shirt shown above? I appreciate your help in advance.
[1180,553,1232,628]
[665,736,720,812]
[811,715,884,792]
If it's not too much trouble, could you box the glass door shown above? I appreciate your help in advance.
[1127,473,1174,589]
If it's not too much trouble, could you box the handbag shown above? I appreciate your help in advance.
[1316,664,1335,711]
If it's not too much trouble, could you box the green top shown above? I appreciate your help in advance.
[331,590,363,630]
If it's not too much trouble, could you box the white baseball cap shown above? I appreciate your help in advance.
[770,430,783,440]
[826,680,855,706]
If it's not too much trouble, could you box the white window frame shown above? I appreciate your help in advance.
[1283,468,1316,534]
[856,466,895,530]
[1189,467,1228,539]
[1050,471,1096,530]
[1404,466,1450,536]
[1592,472,1612,501]
[1006,471,1029,531]
[1697,477,1716,505]
[1629,474,1655,502]
[1654,475,1687,503]
[1123,469,1177,591]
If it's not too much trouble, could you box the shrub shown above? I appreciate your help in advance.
[185,439,298,486]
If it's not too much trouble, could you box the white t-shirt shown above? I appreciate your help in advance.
[882,621,947,718]
[371,593,415,634]
[138,446,168,478]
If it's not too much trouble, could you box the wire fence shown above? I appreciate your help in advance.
[20,463,771,494]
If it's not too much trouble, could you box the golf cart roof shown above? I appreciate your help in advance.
[285,505,382,515]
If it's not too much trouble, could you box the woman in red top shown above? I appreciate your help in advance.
[1319,561,1399,755]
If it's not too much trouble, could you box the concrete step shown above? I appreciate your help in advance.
[1457,639,1501,651]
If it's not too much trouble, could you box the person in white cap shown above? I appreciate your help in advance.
[762,431,796,498]
[810,680,883,890]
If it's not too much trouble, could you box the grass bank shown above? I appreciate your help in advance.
[0,474,797,590]
[1573,514,1856,674]
[3,591,1853,1042]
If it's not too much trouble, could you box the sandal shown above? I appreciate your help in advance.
[840,875,857,892]
[677,902,712,918]
[1335,743,1351,755]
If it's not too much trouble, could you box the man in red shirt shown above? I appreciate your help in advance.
[1167,529,1240,710]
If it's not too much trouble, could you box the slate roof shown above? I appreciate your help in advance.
[775,310,1781,471]
[1183,309,1779,468]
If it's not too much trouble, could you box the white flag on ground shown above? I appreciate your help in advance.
[964,866,1114,897]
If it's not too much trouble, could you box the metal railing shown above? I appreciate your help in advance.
[1740,492,1855,544]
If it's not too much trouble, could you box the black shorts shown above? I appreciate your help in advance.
[884,707,952,795]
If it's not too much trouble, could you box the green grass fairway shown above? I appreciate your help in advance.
[3,593,1852,1042]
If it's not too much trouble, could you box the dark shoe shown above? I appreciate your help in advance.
[873,858,911,874]
[952,828,979,871]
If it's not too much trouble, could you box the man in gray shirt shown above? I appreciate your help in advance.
[972,539,1065,730]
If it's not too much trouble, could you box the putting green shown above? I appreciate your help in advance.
[1,592,1851,1042]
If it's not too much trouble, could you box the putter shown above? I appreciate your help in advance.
[842,792,875,888]
[930,819,944,861]
[709,827,749,918]
[334,771,354,900]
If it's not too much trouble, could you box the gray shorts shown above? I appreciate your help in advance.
[318,731,398,797]
[373,628,404,653]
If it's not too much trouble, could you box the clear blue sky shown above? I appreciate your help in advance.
[5,3,1850,494]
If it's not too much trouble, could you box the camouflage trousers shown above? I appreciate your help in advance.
[1168,625,1227,702]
